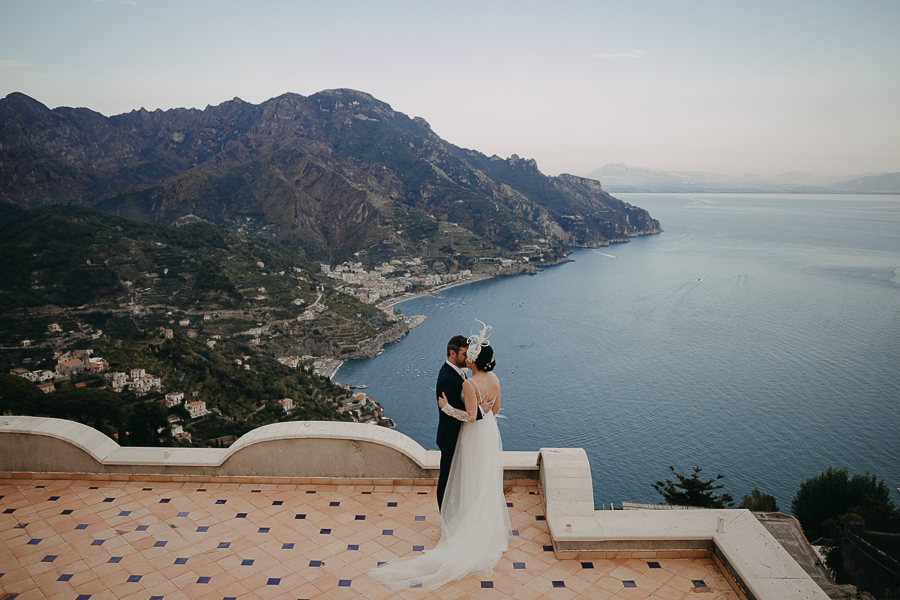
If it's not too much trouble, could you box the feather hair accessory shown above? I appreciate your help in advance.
[466,319,492,362]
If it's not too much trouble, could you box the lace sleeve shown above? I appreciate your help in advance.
[440,381,478,423]
[441,402,476,422]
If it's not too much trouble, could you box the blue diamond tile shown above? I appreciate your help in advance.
[26,539,41,545]
[347,544,359,550]
[481,581,493,588]
[282,543,294,549]
[387,502,397,507]
[241,559,254,566]
[102,497,114,503]
[542,545,553,551]
[61,509,73,515]
[267,577,281,585]
[235,513,247,519]
[338,580,351,587]
[536,515,546,521]
[142,488,152,491]
[305,490,316,494]
[320,528,331,534]
[623,580,637,588]
[310,560,323,567]
[413,545,424,551]
[3,509,15,514]
[382,530,393,535]
[507,502,513,507]
[75,524,88,530]
[692,580,707,587]
[76,595,91,600]
[272,500,283,505]
[355,515,366,520]
[196,489,207,492]
[150,597,163,600]
[258,527,270,534]
[58,574,73,581]
[329,501,340,507]
[197,576,211,584]
[118,511,131,516]
[154,541,167,547]
[513,563,526,569]
[251,490,261,493]
[418,491,427,495]
[174,557,188,565]
[90,539,105,546]
[108,557,122,563]
[159,499,170,504]
[362,491,371,494]
[196,526,209,532]
[512,530,520,536]
[581,562,594,569]
[552,581,566,588]
[414,515,425,521]
[377,561,386,566]
[127,575,142,582]
[14,524,27,529]
[215,499,226,504]
[89,486,99,490]
[177,512,189,517]
[217,542,230,548]
[48,496,60,501]
[295,514,306,519]
[41,555,57,562]
[648,561,661,568]
[136,525,149,531]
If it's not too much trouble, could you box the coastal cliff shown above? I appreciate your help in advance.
[1,90,661,268]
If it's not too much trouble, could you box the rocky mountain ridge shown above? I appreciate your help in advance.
[1,90,660,264]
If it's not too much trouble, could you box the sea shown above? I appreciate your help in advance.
[334,193,900,511]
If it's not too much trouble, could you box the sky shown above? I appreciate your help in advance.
[1,0,899,178]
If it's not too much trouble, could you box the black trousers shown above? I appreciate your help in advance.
[436,444,456,511]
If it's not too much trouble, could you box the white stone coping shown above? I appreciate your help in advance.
[0,416,539,472]
[538,447,828,600]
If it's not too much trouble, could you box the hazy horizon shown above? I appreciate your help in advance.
[2,0,898,178]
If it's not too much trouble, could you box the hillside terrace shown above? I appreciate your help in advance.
[0,417,831,599]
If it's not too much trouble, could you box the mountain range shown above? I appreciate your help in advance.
[586,164,900,194]
[0,90,661,266]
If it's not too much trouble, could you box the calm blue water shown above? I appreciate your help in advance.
[335,193,900,510]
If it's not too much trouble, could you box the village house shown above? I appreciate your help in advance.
[88,357,108,374]
[106,372,128,391]
[131,368,145,380]
[278,398,294,413]
[10,367,31,378]
[186,400,209,419]
[37,381,55,394]
[22,340,32,347]
[179,319,190,326]
[163,392,184,408]
[187,330,197,338]
[277,356,301,368]
[56,358,85,379]
[48,323,62,333]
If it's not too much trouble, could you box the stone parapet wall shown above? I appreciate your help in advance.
[0,416,539,481]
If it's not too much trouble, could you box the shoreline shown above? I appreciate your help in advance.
[382,274,497,309]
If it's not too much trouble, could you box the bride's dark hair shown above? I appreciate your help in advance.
[473,344,496,372]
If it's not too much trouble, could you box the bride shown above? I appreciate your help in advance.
[369,321,511,591]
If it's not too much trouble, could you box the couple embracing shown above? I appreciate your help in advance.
[370,320,511,591]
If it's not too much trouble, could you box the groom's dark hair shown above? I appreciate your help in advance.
[446,335,468,357]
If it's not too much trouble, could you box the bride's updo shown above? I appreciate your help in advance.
[472,344,496,372]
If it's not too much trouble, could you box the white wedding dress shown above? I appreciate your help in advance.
[369,384,511,591]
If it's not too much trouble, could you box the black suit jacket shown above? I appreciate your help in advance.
[435,361,481,452]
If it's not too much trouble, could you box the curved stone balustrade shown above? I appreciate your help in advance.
[0,416,539,480]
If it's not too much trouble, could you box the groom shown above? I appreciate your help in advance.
[435,334,482,511]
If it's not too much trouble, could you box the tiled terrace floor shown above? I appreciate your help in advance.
[1,478,736,599]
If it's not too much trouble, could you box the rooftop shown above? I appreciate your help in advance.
[0,417,832,599]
